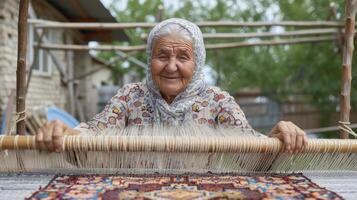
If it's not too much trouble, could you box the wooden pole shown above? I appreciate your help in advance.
[114,51,147,69]
[16,0,30,135]
[203,28,341,39]
[65,34,76,116]
[34,36,336,52]
[30,20,347,29]
[340,0,357,139]
[71,66,107,81]
[206,36,336,49]
[35,43,146,52]
[140,28,345,40]
[155,4,164,22]
[305,123,357,134]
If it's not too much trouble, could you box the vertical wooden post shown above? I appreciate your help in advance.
[340,0,357,138]
[65,34,76,116]
[155,5,164,22]
[16,0,30,135]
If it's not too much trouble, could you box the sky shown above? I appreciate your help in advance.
[100,0,281,21]
[100,0,217,13]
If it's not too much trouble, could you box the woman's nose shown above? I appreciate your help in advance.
[165,57,178,72]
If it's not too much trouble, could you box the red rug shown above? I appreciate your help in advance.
[28,173,343,200]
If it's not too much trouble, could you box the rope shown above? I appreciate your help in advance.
[339,121,357,138]
[15,109,27,123]
[8,109,27,135]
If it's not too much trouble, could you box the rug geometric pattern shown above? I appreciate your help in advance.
[28,173,343,200]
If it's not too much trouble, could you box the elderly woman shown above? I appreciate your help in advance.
[36,18,307,153]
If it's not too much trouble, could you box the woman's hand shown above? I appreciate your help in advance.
[36,120,79,152]
[269,121,308,154]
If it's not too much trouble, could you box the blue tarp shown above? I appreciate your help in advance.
[0,107,80,134]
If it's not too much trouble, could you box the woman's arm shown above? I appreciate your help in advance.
[75,89,128,135]
[216,90,307,153]
[36,85,131,151]
[216,91,265,137]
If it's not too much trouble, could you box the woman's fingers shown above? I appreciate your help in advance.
[36,127,46,150]
[303,134,308,148]
[295,131,304,153]
[53,122,64,152]
[287,125,296,154]
[43,122,55,151]
[294,125,307,153]
[282,130,291,153]
[270,121,308,154]
[35,120,68,152]
[279,122,293,153]
[287,122,306,154]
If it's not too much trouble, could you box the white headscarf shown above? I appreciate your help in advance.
[145,18,207,124]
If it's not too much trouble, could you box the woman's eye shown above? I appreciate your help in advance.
[179,55,189,60]
[158,55,168,59]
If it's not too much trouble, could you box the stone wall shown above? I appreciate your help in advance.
[0,0,67,126]
[0,0,19,115]
[0,0,118,129]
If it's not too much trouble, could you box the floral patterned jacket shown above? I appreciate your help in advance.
[75,82,263,137]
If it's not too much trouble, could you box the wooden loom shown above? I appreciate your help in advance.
[2,0,357,175]
[1,126,357,173]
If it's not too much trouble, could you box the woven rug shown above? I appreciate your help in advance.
[27,173,343,200]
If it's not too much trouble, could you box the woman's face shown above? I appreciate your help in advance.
[151,35,195,103]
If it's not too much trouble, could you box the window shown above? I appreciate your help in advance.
[27,4,54,76]
[27,22,54,76]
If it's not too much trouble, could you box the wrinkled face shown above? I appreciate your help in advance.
[151,35,195,103]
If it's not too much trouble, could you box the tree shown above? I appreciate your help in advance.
[100,0,357,127]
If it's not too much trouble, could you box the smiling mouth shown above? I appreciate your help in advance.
[161,76,181,79]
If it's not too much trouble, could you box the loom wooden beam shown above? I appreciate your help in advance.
[29,20,347,29]
[16,0,30,135]
[1,136,357,153]
[340,0,357,139]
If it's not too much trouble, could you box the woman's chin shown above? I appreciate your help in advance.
[160,86,184,97]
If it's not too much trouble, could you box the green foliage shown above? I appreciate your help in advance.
[98,0,165,84]
[99,0,357,122]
